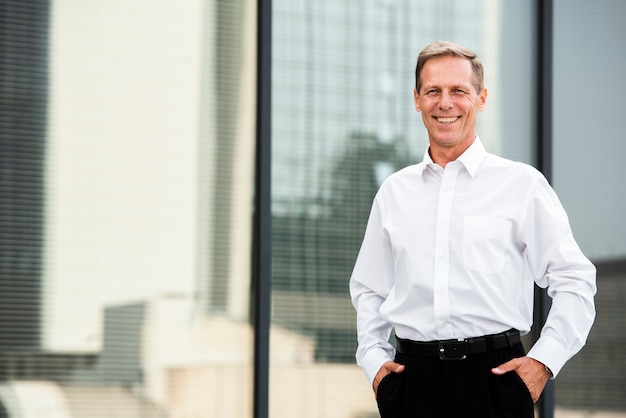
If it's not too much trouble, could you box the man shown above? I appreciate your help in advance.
[349,40,596,418]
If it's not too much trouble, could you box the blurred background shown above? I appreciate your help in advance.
[0,0,624,416]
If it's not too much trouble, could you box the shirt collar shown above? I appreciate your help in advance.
[421,136,487,178]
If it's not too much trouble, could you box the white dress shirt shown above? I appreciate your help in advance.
[350,137,596,385]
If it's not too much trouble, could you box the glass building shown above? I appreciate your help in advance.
[0,0,625,417]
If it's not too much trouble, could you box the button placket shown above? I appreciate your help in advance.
[432,163,459,340]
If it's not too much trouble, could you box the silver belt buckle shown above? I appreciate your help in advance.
[438,340,468,360]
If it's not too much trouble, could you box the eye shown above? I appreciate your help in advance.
[424,89,440,96]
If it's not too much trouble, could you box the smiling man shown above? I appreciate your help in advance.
[349,41,596,418]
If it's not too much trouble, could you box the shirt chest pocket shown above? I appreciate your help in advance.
[462,216,512,274]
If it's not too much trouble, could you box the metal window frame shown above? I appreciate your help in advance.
[253,0,272,417]
[536,0,555,417]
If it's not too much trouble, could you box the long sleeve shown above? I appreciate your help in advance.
[349,194,396,385]
[523,175,597,376]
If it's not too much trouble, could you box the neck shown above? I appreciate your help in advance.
[429,136,476,168]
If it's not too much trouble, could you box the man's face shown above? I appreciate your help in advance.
[414,55,487,152]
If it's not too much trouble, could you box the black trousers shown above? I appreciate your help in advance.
[376,342,534,418]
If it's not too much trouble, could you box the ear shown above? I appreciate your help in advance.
[413,88,421,112]
[477,88,488,111]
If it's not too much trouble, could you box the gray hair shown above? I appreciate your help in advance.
[415,40,484,94]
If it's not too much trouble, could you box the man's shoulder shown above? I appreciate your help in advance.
[483,153,545,181]
[381,163,423,184]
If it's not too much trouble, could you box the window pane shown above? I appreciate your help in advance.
[270,1,535,416]
[553,0,626,415]
[0,0,256,415]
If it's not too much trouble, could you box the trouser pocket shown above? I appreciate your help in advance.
[376,371,402,418]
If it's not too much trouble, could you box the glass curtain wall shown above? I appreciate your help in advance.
[270,1,535,416]
[0,0,257,416]
[552,1,626,416]
[6,0,624,416]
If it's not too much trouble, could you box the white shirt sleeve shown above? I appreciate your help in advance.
[522,175,597,377]
[349,194,396,385]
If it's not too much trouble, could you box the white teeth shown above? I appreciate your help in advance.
[437,117,458,124]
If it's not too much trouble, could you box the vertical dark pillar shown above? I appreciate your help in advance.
[0,0,50,350]
[536,0,555,416]
[252,0,271,416]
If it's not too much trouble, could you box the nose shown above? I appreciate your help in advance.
[439,91,453,109]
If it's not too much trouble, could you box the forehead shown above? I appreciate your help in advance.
[420,56,475,87]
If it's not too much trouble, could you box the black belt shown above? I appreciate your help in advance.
[396,329,521,361]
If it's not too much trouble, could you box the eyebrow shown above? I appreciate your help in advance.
[422,83,472,90]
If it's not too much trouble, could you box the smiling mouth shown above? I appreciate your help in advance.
[436,116,459,124]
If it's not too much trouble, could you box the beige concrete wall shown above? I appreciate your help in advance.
[168,365,253,418]
[167,363,376,418]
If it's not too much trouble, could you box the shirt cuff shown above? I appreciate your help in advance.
[360,347,395,386]
[526,334,569,378]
